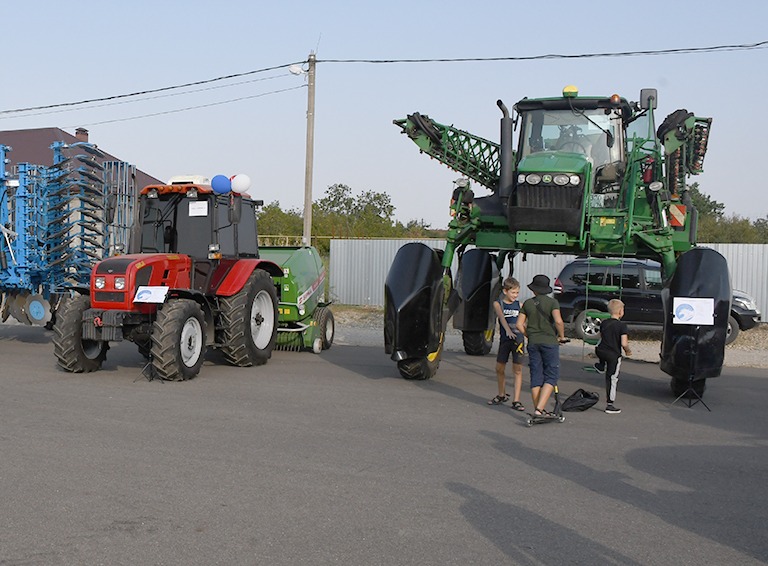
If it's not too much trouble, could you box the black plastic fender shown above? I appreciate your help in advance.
[384,243,445,361]
[452,249,500,332]
[660,248,730,381]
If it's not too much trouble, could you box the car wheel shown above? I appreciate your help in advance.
[574,309,603,342]
[725,314,739,345]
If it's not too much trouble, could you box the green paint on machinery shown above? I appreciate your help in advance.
[260,246,334,353]
[386,86,729,398]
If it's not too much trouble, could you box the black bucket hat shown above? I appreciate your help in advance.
[527,274,552,294]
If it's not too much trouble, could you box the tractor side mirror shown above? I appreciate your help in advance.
[639,88,658,110]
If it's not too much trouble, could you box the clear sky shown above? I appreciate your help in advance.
[2,0,766,230]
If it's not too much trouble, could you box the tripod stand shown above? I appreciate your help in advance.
[671,325,711,411]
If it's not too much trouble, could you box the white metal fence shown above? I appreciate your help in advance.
[329,239,767,317]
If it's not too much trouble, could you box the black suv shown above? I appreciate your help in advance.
[554,258,761,344]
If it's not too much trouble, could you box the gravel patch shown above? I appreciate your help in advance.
[331,305,768,369]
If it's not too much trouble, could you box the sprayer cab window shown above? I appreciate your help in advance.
[521,108,622,166]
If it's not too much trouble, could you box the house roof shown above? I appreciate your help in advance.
[0,127,162,189]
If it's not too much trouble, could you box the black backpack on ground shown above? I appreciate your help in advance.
[561,389,600,412]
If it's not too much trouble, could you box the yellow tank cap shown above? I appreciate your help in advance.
[563,85,579,98]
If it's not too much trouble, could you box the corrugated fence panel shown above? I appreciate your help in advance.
[703,244,767,316]
[330,239,767,316]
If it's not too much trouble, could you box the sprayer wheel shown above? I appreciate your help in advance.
[462,328,494,356]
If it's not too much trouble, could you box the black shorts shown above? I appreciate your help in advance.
[497,339,524,364]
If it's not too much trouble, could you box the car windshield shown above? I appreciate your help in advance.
[520,108,623,166]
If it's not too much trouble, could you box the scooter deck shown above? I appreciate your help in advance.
[526,413,566,427]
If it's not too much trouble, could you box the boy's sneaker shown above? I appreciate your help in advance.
[605,404,621,414]
[593,361,606,372]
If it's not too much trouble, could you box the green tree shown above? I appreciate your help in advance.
[256,201,303,237]
[688,182,725,219]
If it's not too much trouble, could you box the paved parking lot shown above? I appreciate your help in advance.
[1,322,766,565]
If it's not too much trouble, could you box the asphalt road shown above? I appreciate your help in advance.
[1,323,766,565]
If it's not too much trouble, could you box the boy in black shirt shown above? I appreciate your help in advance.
[594,299,632,414]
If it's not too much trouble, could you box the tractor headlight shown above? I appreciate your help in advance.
[114,277,126,290]
[553,174,569,186]
[95,276,106,289]
[526,174,542,185]
[569,175,580,185]
[517,174,526,184]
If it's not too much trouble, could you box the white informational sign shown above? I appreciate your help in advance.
[133,286,170,304]
[189,200,209,217]
[672,297,715,326]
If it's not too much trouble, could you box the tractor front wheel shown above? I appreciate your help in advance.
[53,295,108,373]
[151,299,206,381]
[219,269,278,366]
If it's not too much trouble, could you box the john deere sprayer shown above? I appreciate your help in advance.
[385,86,728,397]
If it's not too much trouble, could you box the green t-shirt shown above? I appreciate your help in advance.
[521,294,560,345]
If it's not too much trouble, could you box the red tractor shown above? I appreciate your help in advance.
[53,181,283,380]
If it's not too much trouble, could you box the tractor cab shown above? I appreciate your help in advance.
[506,87,637,238]
[135,184,260,260]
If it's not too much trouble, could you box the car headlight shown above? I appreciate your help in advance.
[526,174,542,185]
[95,276,105,289]
[114,277,126,290]
[733,292,758,312]
[553,174,569,186]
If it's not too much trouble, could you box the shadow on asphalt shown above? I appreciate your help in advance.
[447,481,644,565]
[480,430,768,562]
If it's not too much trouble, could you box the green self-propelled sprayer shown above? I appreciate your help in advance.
[385,86,727,398]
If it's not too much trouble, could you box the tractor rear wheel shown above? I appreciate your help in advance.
[53,295,108,372]
[462,328,494,356]
[151,299,206,381]
[314,306,335,350]
[219,269,278,366]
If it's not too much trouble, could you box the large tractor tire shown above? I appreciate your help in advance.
[53,295,109,373]
[397,333,444,380]
[462,328,495,356]
[151,299,206,381]
[314,306,335,351]
[219,269,278,367]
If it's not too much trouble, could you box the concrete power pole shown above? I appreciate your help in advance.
[302,52,316,245]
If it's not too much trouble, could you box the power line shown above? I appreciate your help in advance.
[65,85,306,128]
[0,61,304,115]
[0,73,294,120]
[317,40,768,64]
[2,40,764,120]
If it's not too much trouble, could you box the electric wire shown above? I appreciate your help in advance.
[1,40,763,123]
[318,40,768,64]
[0,73,294,120]
[0,62,304,115]
[64,85,306,128]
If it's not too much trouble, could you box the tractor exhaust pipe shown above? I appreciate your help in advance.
[497,100,514,203]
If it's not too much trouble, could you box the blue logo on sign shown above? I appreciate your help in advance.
[675,303,695,322]
[136,289,152,301]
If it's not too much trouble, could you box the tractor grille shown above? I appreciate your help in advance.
[516,183,583,209]
[95,291,125,303]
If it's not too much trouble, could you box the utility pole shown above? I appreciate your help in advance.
[302,52,316,245]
